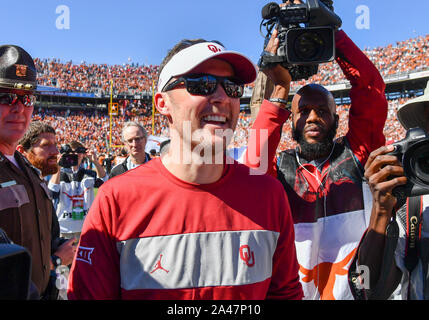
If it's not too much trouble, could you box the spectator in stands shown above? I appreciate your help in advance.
[17,121,77,300]
[245,20,388,300]
[349,81,429,300]
[109,121,150,178]
[49,140,107,240]
[68,38,302,300]
[0,45,52,297]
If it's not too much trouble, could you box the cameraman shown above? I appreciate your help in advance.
[245,2,388,299]
[350,82,429,300]
[49,140,107,240]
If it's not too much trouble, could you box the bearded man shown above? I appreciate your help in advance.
[245,25,388,300]
[18,121,76,300]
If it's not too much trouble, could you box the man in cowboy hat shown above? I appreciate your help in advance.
[0,45,54,298]
[350,81,429,300]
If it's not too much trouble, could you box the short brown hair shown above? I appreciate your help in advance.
[18,121,56,151]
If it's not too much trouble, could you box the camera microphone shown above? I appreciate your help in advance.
[262,2,280,19]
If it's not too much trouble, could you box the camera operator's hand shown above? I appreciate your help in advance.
[284,0,303,5]
[87,149,97,163]
[263,28,292,108]
[364,145,407,233]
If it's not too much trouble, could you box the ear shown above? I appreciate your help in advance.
[334,114,339,128]
[154,92,170,116]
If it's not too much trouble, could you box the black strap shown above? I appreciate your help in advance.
[370,215,400,299]
[405,196,422,273]
[420,238,429,300]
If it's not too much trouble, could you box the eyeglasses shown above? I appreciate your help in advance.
[162,74,244,98]
[0,93,36,107]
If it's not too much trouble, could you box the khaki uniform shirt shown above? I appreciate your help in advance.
[0,151,52,295]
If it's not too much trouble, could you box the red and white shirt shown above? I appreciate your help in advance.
[68,158,303,300]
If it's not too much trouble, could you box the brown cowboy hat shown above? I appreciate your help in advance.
[0,45,36,92]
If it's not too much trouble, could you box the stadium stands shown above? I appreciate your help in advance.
[31,34,427,160]
[34,34,428,95]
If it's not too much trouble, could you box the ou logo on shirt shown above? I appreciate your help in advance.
[239,245,255,267]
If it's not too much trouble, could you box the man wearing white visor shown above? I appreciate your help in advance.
[68,39,303,300]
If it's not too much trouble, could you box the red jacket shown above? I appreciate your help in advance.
[245,30,387,300]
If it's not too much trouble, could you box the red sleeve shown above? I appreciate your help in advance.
[244,99,291,177]
[67,187,121,300]
[267,184,303,300]
[335,30,388,166]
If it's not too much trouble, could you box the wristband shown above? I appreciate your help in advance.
[269,98,290,109]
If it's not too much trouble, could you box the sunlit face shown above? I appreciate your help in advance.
[24,132,59,176]
[123,126,147,157]
[0,90,34,149]
[291,86,337,145]
[157,58,240,153]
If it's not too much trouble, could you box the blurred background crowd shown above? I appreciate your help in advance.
[32,34,427,162]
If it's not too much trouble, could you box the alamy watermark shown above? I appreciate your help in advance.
[56,5,70,30]
[355,5,370,30]
[354,264,370,290]
[161,121,268,175]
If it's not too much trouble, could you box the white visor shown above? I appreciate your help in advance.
[157,42,257,93]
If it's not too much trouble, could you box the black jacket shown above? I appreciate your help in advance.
[109,154,150,179]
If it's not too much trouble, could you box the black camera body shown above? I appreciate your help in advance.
[259,0,342,81]
[58,144,78,168]
[387,127,429,200]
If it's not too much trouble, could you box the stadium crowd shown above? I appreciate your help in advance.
[291,34,429,91]
[34,34,428,95]
[34,58,159,95]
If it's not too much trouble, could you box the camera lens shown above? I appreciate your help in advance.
[407,143,429,185]
[294,31,325,61]
[415,145,429,176]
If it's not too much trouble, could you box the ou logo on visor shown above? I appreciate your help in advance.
[239,245,255,267]
[208,44,222,53]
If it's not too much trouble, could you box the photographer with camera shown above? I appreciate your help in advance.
[245,0,388,299]
[349,82,429,300]
[49,140,107,240]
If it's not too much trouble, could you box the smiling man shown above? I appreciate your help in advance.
[0,45,53,297]
[68,39,303,300]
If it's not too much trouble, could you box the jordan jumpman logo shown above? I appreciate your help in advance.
[150,254,169,274]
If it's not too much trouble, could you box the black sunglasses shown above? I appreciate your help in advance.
[0,93,36,107]
[162,74,244,98]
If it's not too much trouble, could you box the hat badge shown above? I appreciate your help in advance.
[15,64,27,77]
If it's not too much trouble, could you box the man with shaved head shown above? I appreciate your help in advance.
[245,20,388,299]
